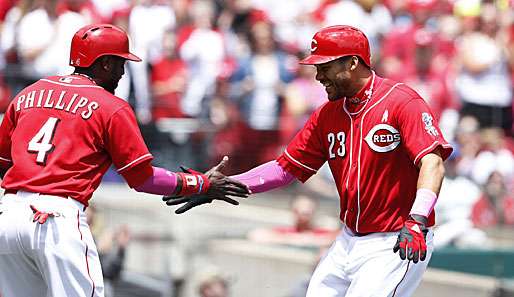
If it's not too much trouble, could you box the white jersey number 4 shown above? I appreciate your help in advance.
[28,117,60,164]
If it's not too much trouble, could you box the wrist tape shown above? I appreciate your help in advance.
[409,188,437,218]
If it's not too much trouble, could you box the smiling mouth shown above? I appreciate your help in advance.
[323,83,333,92]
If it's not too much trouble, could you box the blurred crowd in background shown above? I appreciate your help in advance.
[1,0,514,294]
[1,0,514,234]
[2,0,512,222]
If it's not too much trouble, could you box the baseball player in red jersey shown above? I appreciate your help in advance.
[165,25,453,296]
[0,24,249,297]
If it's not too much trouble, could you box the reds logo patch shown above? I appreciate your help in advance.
[365,124,401,153]
[422,112,438,137]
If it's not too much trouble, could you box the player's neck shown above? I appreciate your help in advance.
[348,70,374,105]
[72,71,97,85]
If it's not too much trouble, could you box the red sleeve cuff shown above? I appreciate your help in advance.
[413,142,453,166]
[120,160,154,188]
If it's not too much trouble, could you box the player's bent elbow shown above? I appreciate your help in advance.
[421,153,445,176]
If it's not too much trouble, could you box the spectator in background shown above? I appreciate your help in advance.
[179,0,224,118]
[56,0,104,23]
[1,0,37,94]
[380,0,441,81]
[454,1,513,133]
[197,271,229,297]
[5,0,90,82]
[129,0,176,123]
[151,28,188,120]
[90,0,128,21]
[248,195,338,248]
[433,151,486,248]
[51,0,95,74]
[86,204,131,297]
[281,63,325,145]
[471,171,514,228]
[469,128,514,186]
[403,27,459,139]
[209,78,247,174]
[249,0,320,51]
[230,20,294,167]
[15,0,58,79]
[323,0,392,60]
[453,116,482,178]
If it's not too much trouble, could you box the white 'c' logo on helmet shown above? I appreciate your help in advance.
[310,39,318,52]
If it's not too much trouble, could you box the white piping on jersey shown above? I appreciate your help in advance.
[345,117,354,190]
[414,141,453,165]
[117,153,153,172]
[344,82,402,232]
[0,156,12,162]
[40,79,104,89]
[342,120,353,226]
[284,149,317,173]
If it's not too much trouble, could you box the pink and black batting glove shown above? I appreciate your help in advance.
[393,214,428,263]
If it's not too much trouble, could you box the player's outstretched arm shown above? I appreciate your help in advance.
[163,156,251,214]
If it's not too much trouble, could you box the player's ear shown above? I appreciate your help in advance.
[349,56,359,71]
[100,56,112,72]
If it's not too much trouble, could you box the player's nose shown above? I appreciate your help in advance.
[315,68,325,82]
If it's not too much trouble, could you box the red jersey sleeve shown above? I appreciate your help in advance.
[397,98,453,165]
[0,103,15,171]
[277,108,326,182]
[105,106,153,186]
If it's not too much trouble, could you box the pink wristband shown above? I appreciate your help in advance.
[409,188,438,217]
[134,167,178,196]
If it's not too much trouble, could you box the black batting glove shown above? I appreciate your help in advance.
[162,194,239,214]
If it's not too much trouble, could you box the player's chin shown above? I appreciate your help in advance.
[326,90,343,101]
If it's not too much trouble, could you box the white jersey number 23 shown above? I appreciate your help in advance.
[328,132,346,159]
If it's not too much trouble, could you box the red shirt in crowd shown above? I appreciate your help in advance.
[471,195,514,228]
[150,58,188,119]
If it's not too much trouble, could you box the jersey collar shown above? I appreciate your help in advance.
[70,73,97,85]
[344,71,375,115]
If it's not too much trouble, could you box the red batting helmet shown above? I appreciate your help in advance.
[69,24,141,67]
[300,25,371,66]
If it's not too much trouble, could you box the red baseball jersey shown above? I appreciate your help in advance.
[0,75,153,206]
[277,73,452,233]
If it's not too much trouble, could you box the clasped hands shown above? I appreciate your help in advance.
[163,156,251,214]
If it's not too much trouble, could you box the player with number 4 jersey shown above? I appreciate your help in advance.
[0,24,249,297]
[0,75,152,205]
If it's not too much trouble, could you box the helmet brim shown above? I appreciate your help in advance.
[299,54,342,65]
[116,52,142,62]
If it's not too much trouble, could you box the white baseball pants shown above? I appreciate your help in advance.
[306,225,434,297]
[0,191,104,297]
